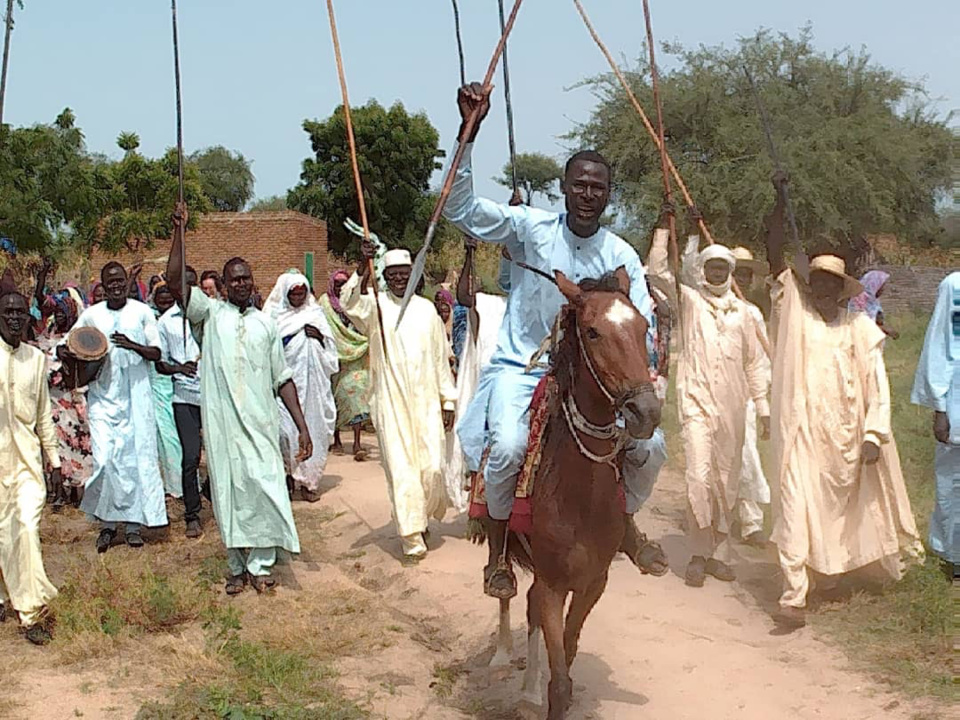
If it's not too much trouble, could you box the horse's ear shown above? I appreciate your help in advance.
[554,270,583,305]
[614,265,631,295]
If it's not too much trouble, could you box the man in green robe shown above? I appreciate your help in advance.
[166,205,313,594]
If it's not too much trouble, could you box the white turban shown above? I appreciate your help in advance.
[698,244,736,300]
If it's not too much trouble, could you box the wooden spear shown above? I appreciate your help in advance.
[451,0,466,86]
[324,0,388,358]
[398,0,526,326]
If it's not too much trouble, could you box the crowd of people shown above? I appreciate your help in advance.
[0,82,955,647]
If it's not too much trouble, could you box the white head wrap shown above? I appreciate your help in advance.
[698,244,736,298]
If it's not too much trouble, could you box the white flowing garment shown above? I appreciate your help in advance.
[72,300,168,527]
[263,274,340,492]
[340,273,457,539]
[443,293,507,512]
[739,303,772,506]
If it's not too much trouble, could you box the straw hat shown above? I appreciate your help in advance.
[808,255,863,300]
[732,247,769,275]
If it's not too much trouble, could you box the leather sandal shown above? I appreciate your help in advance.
[225,574,247,596]
[632,537,669,576]
[248,574,278,594]
[705,558,736,582]
[685,556,707,588]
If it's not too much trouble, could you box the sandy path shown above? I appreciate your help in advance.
[318,448,938,720]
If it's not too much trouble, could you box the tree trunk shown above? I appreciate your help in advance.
[0,0,14,128]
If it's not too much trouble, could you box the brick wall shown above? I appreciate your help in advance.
[90,211,328,292]
[867,264,953,316]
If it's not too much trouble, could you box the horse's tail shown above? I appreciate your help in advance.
[508,531,534,573]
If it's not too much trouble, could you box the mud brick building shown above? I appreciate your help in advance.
[89,211,328,291]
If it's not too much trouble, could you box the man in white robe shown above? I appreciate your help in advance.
[0,281,60,644]
[263,272,340,502]
[651,225,770,588]
[341,244,457,564]
[732,247,773,545]
[765,204,922,627]
[911,272,960,574]
[66,262,167,552]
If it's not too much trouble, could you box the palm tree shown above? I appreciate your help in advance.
[0,0,22,128]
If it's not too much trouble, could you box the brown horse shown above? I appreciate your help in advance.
[487,266,659,719]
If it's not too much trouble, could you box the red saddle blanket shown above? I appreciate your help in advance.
[468,375,557,535]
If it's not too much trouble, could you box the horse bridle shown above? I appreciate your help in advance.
[562,313,655,469]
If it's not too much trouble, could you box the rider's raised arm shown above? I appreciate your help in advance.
[442,142,523,251]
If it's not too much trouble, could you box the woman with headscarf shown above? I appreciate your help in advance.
[849,270,898,339]
[35,290,92,505]
[148,281,184,498]
[264,272,339,501]
[318,269,372,461]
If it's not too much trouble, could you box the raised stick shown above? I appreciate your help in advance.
[324,0,388,357]
[170,0,187,344]
[498,0,519,196]
[398,0,526,326]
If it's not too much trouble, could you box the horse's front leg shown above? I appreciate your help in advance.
[564,571,609,670]
[520,581,544,708]
[490,597,513,669]
[540,582,572,720]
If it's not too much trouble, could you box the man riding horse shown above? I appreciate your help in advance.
[444,82,669,598]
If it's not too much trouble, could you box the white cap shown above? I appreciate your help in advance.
[383,249,412,269]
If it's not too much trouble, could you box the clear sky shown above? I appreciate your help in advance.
[4,0,958,210]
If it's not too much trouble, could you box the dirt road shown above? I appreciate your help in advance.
[316,449,935,720]
[1,445,943,719]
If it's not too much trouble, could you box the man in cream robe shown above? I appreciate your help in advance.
[770,255,922,627]
[659,234,770,588]
[911,272,960,571]
[341,244,457,563]
[0,285,60,644]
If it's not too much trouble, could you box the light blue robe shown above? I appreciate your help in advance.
[74,301,168,527]
[911,272,960,564]
[443,142,664,520]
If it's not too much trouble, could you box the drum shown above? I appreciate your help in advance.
[67,327,108,362]
[62,327,108,389]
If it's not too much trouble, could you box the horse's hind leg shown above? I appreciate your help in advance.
[490,597,513,669]
[540,583,572,720]
[564,572,609,670]
[520,582,544,708]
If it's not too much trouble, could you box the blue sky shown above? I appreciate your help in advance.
[4,0,958,209]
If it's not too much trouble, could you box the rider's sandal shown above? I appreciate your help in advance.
[633,538,669,577]
[484,559,518,600]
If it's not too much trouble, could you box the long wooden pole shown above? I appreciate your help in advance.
[451,0,466,86]
[573,0,769,355]
[324,0,388,356]
[398,0,525,325]
[572,0,714,244]
[640,0,681,329]
[170,0,187,344]
[497,0,519,196]
[0,0,15,128]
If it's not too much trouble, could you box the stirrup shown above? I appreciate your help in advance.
[484,559,517,600]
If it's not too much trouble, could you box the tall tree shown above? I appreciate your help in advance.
[495,152,563,205]
[248,195,287,212]
[571,27,955,251]
[191,145,254,212]
[288,100,445,257]
[0,0,22,127]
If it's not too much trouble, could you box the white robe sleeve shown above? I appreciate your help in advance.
[35,356,60,469]
[340,272,376,336]
[433,316,457,412]
[743,307,771,418]
[864,349,892,447]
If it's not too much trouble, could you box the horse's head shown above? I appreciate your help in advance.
[555,266,661,440]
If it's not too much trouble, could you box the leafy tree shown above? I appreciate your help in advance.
[248,194,287,212]
[0,108,106,253]
[191,145,254,212]
[288,100,445,257]
[495,152,563,205]
[570,27,956,252]
[96,138,209,253]
[116,131,140,154]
